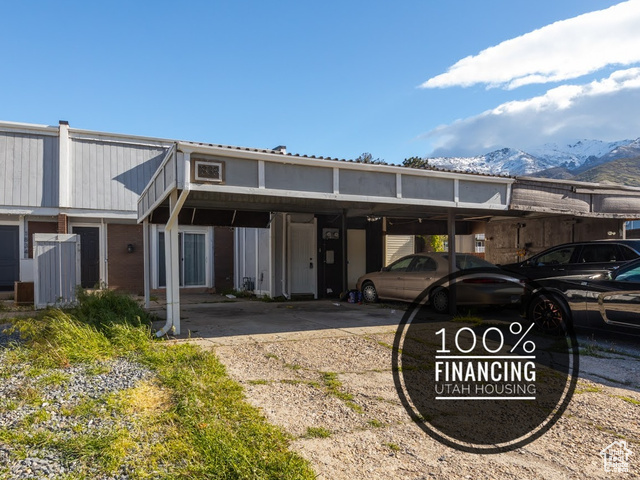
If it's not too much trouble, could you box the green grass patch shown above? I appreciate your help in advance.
[304,427,331,439]
[248,379,270,385]
[451,313,483,327]
[367,419,385,428]
[615,395,640,406]
[575,382,602,394]
[284,363,302,371]
[385,442,401,452]
[320,372,363,413]
[0,289,315,479]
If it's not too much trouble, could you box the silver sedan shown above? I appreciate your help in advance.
[356,253,524,312]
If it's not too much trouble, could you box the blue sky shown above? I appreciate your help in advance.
[2,1,638,163]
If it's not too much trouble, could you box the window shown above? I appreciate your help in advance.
[578,244,619,263]
[534,247,576,266]
[388,256,414,272]
[620,246,640,261]
[158,231,207,287]
[444,254,494,270]
[411,256,437,272]
[475,234,485,254]
[183,233,206,286]
[615,265,640,283]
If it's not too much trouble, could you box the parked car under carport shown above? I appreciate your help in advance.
[356,253,525,313]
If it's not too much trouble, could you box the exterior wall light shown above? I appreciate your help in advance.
[127,243,135,253]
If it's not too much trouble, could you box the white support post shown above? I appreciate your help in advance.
[58,121,71,208]
[167,211,181,334]
[157,188,189,337]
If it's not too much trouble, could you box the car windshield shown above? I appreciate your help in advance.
[614,261,640,283]
[442,254,496,271]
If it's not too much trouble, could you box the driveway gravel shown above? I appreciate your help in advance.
[2,298,638,479]
[210,306,640,480]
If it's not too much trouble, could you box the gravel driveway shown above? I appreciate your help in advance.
[208,302,640,480]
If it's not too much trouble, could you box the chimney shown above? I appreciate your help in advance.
[273,145,287,155]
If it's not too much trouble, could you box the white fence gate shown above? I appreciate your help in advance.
[33,234,81,309]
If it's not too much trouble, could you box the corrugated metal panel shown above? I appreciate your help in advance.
[0,132,59,207]
[33,234,81,308]
[138,146,176,221]
[71,139,167,212]
[385,235,414,266]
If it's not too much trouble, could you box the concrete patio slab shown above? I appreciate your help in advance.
[151,295,405,346]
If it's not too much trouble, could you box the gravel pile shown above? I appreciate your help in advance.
[0,324,154,480]
[215,331,640,480]
[0,322,22,348]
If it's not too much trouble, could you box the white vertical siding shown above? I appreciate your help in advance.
[385,235,415,266]
[0,132,59,207]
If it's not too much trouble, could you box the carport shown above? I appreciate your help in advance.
[137,142,515,334]
[136,141,640,335]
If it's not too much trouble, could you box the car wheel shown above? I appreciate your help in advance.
[361,282,379,303]
[528,294,567,334]
[431,288,449,313]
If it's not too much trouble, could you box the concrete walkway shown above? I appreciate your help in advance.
[150,295,406,347]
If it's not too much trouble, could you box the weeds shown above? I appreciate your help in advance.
[304,427,331,438]
[615,395,640,406]
[0,290,315,479]
[321,372,364,413]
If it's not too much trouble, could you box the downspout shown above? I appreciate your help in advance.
[156,187,189,337]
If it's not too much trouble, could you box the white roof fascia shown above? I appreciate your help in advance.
[177,142,514,185]
[69,127,176,148]
[0,120,59,136]
[0,206,137,219]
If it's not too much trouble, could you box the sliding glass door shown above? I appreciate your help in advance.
[158,231,207,288]
[183,233,206,286]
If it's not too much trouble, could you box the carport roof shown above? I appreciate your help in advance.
[137,140,640,225]
[137,141,515,225]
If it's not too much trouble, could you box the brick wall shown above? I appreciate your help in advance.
[27,221,58,258]
[107,224,144,294]
[57,214,68,234]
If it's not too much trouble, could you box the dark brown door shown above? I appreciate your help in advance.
[0,226,19,290]
[73,227,100,288]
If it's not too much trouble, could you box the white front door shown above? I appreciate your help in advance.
[289,221,317,297]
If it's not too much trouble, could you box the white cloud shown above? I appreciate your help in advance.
[423,68,640,156]
[421,1,640,89]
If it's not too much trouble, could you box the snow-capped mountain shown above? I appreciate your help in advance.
[426,139,638,177]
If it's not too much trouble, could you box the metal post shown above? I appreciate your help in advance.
[342,209,348,294]
[447,209,457,315]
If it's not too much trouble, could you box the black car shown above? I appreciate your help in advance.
[501,240,640,281]
[524,257,640,336]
